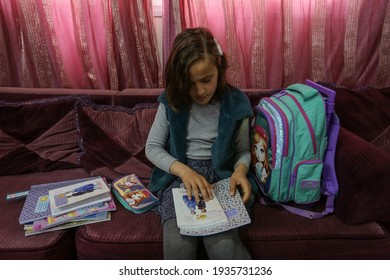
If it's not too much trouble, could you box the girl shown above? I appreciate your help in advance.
[146,28,255,260]
[252,125,270,185]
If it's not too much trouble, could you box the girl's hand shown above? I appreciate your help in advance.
[230,163,252,203]
[169,161,213,202]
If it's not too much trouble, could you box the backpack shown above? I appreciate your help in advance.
[250,80,340,218]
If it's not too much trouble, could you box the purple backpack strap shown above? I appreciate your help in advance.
[285,112,340,219]
[278,195,336,219]
[322,112,340,197]
[260,195,336,219]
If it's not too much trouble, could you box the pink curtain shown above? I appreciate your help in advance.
[0,0,162,89]
[163,0,390,89]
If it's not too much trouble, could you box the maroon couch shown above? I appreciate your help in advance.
[0,85,389,260]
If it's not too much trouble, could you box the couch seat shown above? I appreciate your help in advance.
[0,168,90,259]
[75,203,163,260]
[241,202,390,259]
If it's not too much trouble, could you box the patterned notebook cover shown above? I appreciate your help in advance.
[18,177,99,225]
[179,178,251,236]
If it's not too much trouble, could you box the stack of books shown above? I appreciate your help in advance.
[18,177,116,236]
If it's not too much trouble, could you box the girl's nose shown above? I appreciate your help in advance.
[195,83,205,95]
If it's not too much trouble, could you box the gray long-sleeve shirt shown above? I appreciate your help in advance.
[145,101,251,174]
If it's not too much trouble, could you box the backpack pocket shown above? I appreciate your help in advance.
[251,106,275,194]
[291,159,323,203]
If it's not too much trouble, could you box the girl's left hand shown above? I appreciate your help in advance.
[229,164,251,203]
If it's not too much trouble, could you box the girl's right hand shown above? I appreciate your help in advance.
[169,161,214,202]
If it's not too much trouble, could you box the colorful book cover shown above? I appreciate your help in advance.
[112,174,158,214]
[19,177,99,225]
[31,195,116,232]
[172,188,228,229]
[48,177,111,217]
[178,178,252,236]
[24,212,111,236]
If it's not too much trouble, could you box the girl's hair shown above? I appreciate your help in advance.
[165,27,228,111]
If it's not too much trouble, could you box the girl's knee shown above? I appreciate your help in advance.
[203,230,251,259]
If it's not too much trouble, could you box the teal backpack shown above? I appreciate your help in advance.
[250,80,339,218]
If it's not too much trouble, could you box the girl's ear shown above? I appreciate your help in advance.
[217,56,222,68]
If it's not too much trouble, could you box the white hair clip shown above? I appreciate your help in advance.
[214,37,223,56]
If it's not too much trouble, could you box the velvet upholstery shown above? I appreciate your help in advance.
[78,102,158,181]
[0,97,85,175]
[330,86,390,224]
[242,202,390,260]
[0,168,90,259]
[0,87,118,105]
[334,127,390,224]
[333,86,390,143]
[370,125,390,153]
[76,205,163,259]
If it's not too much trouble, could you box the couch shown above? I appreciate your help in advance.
[0,85,389,260]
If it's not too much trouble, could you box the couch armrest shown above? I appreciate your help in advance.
[334,127,390,224]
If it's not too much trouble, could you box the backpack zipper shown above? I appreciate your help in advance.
[262,97,289,157]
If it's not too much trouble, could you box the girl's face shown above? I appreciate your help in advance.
[131,193,144,200]
[255,141,266,162]
[188,57,218,105]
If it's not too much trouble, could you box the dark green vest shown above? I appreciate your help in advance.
[149,86,253,192]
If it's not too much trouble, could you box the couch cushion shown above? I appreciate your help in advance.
[241,201,390,259]
[0,168,90,259]
[334,128,390,224]
[370,125,390,153]
[78,102,158,181]
[0,87,117,105]
[75,204,163,259]
[0,96,86,175]
[75,194,390,260]
[333,86,390,142]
